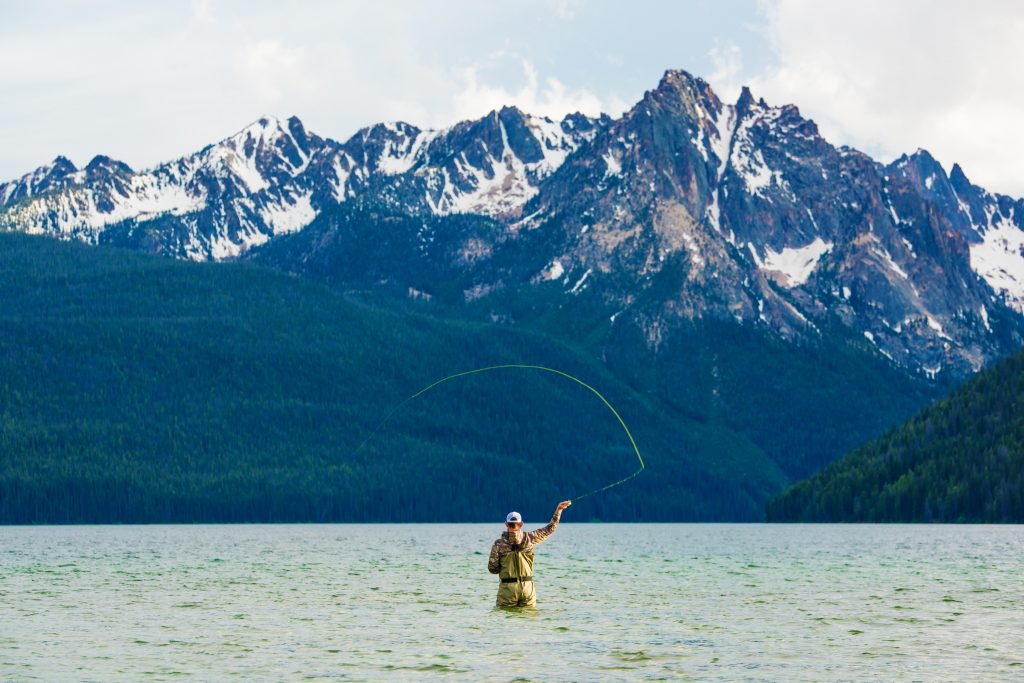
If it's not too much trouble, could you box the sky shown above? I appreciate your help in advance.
[2,0,1023,195]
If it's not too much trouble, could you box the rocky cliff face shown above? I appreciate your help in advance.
[3,69,1023,379]
[498,70,1024,378]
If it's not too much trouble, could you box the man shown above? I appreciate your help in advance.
[487,500,571,608]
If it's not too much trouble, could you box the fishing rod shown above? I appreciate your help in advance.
[350,364,645,502]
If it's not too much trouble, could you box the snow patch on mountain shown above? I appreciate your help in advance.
[926,314,952,341]
[541,259,565,281]
[208,231,263,261]
[603,150,622,177]
[261,192,316,235]
[0,157,76,205]
[683,233,704,267]
[376,125,438,175]
[427,115,588,217]
[432,143,534,216]
[569,267,592,294]
[735,146,775,195]
[759,237,832,287]
[970,214,1024,312]
[119,178,205,220]
[331,154,355,201]
[888,201,902,225]
[528,115,592,176]
[7,175,205,239]
[731,108,785,197]
[214,146,269,193]
[706,104,736,232]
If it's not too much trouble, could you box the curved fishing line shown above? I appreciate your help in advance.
[350,364,645,502]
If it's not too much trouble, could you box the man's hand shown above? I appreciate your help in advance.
[556,500,571,513]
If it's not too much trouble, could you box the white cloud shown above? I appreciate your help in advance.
[233,39,316,103]
[453,57,607,121]
[749,0,1024,196]
[0,2,623,178]
[707,39,744,103]
[191,0,215,23]
[3,0,1022,202]
[549,0,586,20]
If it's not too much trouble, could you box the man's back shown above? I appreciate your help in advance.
[488,502,570,608]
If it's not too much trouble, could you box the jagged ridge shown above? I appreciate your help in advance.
[3,69,1024,378]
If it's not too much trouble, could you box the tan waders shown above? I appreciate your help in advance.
[496,536,536,608]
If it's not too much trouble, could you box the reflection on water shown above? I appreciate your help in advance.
[1,524,1023,680]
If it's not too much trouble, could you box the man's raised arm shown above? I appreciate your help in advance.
[528,500,571,545]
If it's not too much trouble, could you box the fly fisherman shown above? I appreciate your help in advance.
[488,500,571,608]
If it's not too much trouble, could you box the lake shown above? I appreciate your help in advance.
[1,524,1022,681]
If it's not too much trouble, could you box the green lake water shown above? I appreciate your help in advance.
[1,524,1022,681]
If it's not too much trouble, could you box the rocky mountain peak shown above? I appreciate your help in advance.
[735,85,756,115]
[949,162,972,194]
[496,104,525,118]
[655,67,712,93]
[85,155,132,176]
[347,120,426,176]
[563,111,609,132]
[3,69,1024,380]
[234,114,286,138]
[640,68,722,121]
[1,155,80,206]
[50,155,78,174]
[221,115,312,160]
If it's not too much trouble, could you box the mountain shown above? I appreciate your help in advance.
[3,68,1024,519]
[0,231,799,523]
[0,109,603,259]
[249,200,948,478]
[2,69,1023,382]
[513,72,1024,379]
[766,346,1024,522]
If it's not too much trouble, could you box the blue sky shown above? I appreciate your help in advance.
[2,0,1023,195]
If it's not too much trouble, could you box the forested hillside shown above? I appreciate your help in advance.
[0,233,789,522]
[767,350,1024,522]
[253,202,945,481]
[0,233,939,522]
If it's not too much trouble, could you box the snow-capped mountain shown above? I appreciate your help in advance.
[0,116,334,258]
[333,107,606,217]
[0,108,603,259]
[501,70,1024,377]
[3,68,1024,379]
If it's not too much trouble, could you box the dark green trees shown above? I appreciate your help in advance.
[768,349,1024,522]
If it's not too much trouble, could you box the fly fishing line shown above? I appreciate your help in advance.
[350,364,645,502]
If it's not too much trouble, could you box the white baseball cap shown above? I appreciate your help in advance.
[505,511,522,524]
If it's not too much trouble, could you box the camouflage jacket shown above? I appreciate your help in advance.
[487,510,562,574]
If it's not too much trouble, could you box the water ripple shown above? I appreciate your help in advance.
[1,524,1022,681]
